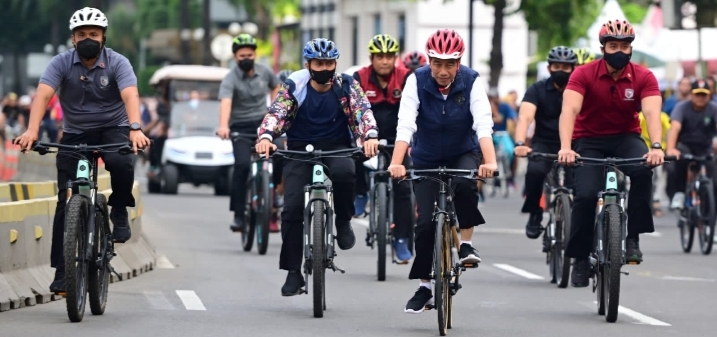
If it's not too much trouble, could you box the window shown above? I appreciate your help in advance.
[398,14,406,53]
[374,14,381,35]
[351,16,358,65]
[328,27,335,42]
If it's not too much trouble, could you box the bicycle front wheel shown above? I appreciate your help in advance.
[88,194,110,315]
[257,169,273,255]
[434,213,449,336]
[376,182,388,281]
[311,200,326,318]
[242,176,256,252]
[555,194,572,288]
[697,181,716,255]
[64,195,90,322]
[605,204,622,323]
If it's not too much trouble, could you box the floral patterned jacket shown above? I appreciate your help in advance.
[258,69,378,144]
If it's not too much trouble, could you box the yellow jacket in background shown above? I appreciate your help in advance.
[638,111,670,149]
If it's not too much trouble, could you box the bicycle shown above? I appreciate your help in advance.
[675,154,716,255]
[491,131,511,198]
[398,168,498,336]
[230,132,275,255]
[270,145,364,318]
[364,140,414,281]
[525,152,572,288]
[21,140,147,323]
[577,155,672,323]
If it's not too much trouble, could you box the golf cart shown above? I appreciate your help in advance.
[147,65,234,195]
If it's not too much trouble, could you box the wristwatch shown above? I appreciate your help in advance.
[130,122,142,131]
[651,142,662,150]
[515,141,526,146]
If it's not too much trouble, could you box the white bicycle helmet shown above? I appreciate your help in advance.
[69,7,108,31]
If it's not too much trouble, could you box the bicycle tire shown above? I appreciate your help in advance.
[445,225,454,330]
[242,176,256,252]
[697,181,716,255]
[434,213,448,336]
[64,195,89,322]
[680,202,695,253]
[376,182,388,281]
[312,200,326,318]
[605,204,622,323]
[556,194,572,288]
[594,216,605,316]
[89,194,110,315]
[257,170,273,255]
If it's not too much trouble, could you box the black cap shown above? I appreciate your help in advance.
[692,79,711,95]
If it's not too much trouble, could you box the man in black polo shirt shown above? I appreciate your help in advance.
[514,46,577,249]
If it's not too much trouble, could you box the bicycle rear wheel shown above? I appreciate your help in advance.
[555,194,572,288]
[604,204,622,323]
[312,200,326,318]
[89,194,110,315]
[680,201,695,253]
[696,181,716,255]
[242,176,256,252]
[64,195,89,322]
[434,213,448,336]
[257,169,273,255]
[376,182,388,281]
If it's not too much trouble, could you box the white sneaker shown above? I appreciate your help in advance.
[671,192,685,210]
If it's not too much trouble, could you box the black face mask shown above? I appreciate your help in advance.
[550,70,571,87]
[603,51,631,70]
[237,58,254,72]
[311,69,335,85]
[76,38,102,60]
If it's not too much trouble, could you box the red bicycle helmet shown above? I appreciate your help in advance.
[403,51,427,68]
[598,19,635,45]
[425,29,465,59]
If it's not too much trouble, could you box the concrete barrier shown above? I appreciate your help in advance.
[0,180,155,312]
[0,175,110,203]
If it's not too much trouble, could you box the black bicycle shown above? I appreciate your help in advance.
[675,154,716,255]
[525,152,572,288]
[365,140,414,281]
[271,145,364,318]
[231,132,275,255]
[21,140,146,322]
[576,156,672,323]
[399,168,497,336]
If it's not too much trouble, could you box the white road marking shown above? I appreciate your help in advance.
[156,255,175,269]
[492,263,544,280]
[143,290,175,310]
[660,276,715,282]
[175,290,207,311]
[592,302,671,326]
[644,232,662,237]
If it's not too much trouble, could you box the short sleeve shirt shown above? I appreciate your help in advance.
[671,100,717,150]
[521,77,563,144]
[219,63,279,125]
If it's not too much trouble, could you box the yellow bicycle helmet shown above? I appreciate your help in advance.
[368,34,399,54]
[574,47,596,66]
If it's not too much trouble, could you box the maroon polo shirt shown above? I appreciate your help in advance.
[566,60,661,140]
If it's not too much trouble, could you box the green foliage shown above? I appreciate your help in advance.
[520,0,600,54]
[136,0,203,39]
[618,0,648,24]
[106,4,139,64]
[137,66,162,96]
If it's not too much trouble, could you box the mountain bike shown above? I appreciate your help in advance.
[231,132,274,255]
[491,131,511,198]
[23,140,146,323]
[526,152,572,288]
[675,154,716,255]
[271,145,364,318]
[579,156,671,323]
[399,168,498,336]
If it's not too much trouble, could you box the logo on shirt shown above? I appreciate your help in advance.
[624,88,634,101]
[99,75,109,88]
[365,90,377,97]
[392,89,402,98]
[454,93,466,105]
[705,116,712,126]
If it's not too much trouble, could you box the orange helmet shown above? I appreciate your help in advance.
[598,19,635,45]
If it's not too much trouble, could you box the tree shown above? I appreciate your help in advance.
[228,0,300,40]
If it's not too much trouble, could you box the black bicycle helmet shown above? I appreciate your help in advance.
[547,46,577,65]
[277,69,292,82]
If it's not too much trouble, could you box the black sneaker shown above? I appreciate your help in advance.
[570,258,591,288]
[230,217,246,233]
[335,221,356,250]
[626,238,643,263]
[404,286,433,313]
[49,269,65,294]
[458,243,482,264]
[525,213,543,239]
[281,270,305,296]
[110,208,131,243]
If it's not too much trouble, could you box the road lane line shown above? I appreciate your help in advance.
[156,255,175,269]
[644,232,662,237]
[143,290,175,310]
[660,276,715,282]
[176,290,207,311]
[492,263,544,280]
[592,302,671,326]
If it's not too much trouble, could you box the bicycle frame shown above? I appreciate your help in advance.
[367,148,394,244]
[302,161,337,281]
[592,166,627,265]
[65,148,104,266]
[545,164,573,249]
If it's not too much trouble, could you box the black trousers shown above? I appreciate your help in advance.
[279,144,356,271]
[521,142,573,215]
[51,127,136,270]
[671,143,717,193]
[409,152,484,280]
[228,121,283,213]
[566,134,653,259]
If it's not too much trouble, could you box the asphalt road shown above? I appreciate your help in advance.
[1,169,715,337]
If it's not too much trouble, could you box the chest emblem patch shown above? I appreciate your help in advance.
[454,93,466,105]
[392,88,402,98]
[100,75,109,88]
[365,90,377,97]
[624,88,634,101]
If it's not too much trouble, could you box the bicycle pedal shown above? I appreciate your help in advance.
[54,290,67,296]
[461,262,479,269]
[626,261,641,265]
[424,304,435,310]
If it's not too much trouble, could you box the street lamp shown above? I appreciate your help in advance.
[193,28,205,41]
[242,22,258,36]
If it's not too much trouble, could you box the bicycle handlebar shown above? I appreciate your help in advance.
[525,152,558,160]
[675,154,713,162]
[400,168,499,181]
[16,140,150,155]
[575,156,648,165]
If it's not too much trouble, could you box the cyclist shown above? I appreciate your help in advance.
[514,46,577,248]
[573,47,596,67]
[255,38,380,296]
[216,34,282,233]
[666,79,717,209]
[402,51,427,74]
[386,29,497,313]
[13,7,151,293]
[639,108,670,216]
[353,34,414,263]
[558,19,664,288]
[489,87,517,188]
